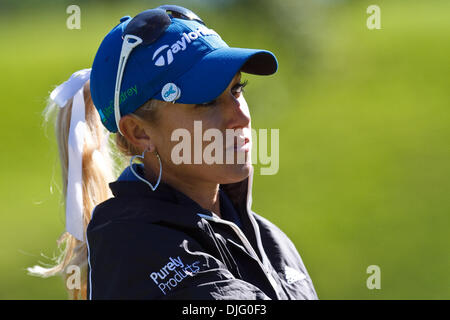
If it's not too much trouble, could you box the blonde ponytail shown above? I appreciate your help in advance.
[28,81,120,300]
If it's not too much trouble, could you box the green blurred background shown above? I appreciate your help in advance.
[0,0,448,299]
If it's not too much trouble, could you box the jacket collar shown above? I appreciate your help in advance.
[109,163,251,218]
[110,164,205,209]
[107,163,271,268]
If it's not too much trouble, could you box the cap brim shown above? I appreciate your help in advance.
[157,47,278,104]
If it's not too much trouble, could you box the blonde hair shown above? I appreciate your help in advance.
[28,81,159,299]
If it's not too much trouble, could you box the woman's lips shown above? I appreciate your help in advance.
[224,129,251,152]
[232,136,250,152]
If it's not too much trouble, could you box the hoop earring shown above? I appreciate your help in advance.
[129,148,162,191]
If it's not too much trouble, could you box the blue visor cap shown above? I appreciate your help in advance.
[90,15,278,133]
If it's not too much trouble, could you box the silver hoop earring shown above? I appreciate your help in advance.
[129,148,162,191]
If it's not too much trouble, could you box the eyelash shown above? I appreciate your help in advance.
[196,80,248,107]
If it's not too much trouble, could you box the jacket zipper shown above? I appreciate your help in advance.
[197,213,280,298]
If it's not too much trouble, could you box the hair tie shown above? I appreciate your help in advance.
[50,69,91,242]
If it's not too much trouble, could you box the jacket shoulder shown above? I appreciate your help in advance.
[252,212,319,299]
[88,196,154,230]
[252,213,298,252]
[252,212,307,266]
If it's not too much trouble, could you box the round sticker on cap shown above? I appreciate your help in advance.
[161,83,181,102]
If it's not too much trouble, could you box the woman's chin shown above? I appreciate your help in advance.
[219,162,252,184]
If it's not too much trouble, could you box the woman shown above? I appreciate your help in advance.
[30,5,318,300]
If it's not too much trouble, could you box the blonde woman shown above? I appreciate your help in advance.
[30,5,318,300]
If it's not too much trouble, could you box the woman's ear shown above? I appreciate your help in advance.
[119,115,156,152]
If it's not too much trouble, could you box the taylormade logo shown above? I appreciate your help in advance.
[152,26,219,67]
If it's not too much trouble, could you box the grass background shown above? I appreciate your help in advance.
[0,0,448,299]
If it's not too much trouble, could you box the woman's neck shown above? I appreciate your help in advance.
[173,179,221,217]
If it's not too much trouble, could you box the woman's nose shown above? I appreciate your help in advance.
[224,94,250,129]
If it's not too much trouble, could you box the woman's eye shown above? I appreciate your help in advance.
[232,80,248,96]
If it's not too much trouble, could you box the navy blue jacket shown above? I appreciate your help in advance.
[86,164,318,300]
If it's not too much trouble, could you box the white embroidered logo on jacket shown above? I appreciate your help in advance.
[284,266,306,284]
